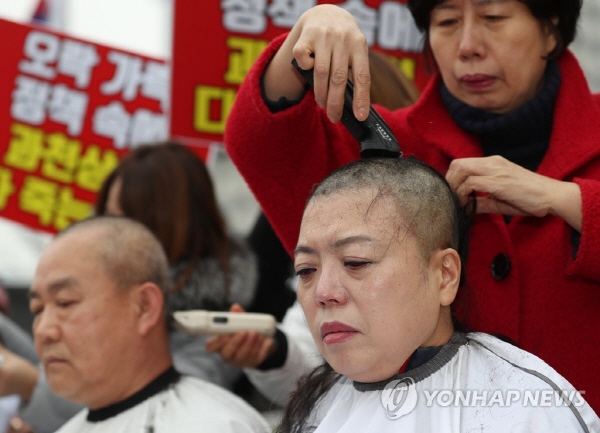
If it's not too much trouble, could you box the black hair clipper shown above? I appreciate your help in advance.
[291,58,402,159]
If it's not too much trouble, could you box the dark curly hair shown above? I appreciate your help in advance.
[408,0,582,61]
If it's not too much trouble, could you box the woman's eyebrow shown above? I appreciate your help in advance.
[294,245,316,257]
[435,0,509,9]
[294,235,374,257]
[476,0,510,6]
[330,235,374,250]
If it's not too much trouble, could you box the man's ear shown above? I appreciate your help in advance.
[131,282,165,336]
[432,248,461,307]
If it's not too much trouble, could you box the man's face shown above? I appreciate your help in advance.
[295,189,448,383]
[29,231,137,409]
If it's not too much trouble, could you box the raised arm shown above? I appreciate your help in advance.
[263,4,371,123]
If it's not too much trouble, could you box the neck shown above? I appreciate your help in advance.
[87,340,172,410]
[422,306,454,348]
[87,366,180,422]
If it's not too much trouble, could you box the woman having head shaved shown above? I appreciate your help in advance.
[280,157,598,432]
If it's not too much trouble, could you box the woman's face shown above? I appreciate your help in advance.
[429,0,557,114]
[294,189,455,383]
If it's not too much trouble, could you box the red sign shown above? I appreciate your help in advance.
[171,0,431,146]
[0,18,169,233]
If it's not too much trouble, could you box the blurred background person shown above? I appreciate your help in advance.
[94,141,259,391]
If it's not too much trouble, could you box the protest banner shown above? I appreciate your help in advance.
[0,18,170,233]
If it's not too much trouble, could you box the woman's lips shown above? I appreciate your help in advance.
[460,74,496,89]
[320,321,359,345]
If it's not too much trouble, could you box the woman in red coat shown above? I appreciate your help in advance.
[225,0,600,413]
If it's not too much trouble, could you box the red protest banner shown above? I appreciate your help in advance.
[170,0,431,146]
[0,18,170,233]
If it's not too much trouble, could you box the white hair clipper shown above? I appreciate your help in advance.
[173,310,276,337]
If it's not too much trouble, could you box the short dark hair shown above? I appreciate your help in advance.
[408,0,582,60]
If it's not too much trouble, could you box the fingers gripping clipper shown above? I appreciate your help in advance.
[291,58,402,159]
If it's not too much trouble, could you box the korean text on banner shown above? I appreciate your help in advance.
[0,18,169,233]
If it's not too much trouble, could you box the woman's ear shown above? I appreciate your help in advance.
[545,17,559,55]
[433,248,461,307]
[132,282,165,336]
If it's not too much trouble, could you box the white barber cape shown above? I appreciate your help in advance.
[55,370,270,433]
[308,333,600,433]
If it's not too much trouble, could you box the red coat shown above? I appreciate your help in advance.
[225,33,600,412]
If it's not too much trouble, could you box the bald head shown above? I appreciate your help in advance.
[31,216,173,409]
[57,216,169,294]
[309,157,463,261]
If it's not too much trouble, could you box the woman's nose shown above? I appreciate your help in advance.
[458,22,486,60]
[315,268,349,307]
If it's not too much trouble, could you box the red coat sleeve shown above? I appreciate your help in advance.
[568,177,600,281]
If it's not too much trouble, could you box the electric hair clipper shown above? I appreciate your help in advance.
[291,58,402,159]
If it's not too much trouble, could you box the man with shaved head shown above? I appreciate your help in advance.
[29,216,269,432]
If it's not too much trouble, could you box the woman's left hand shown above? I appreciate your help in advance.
[446,155,582,232]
